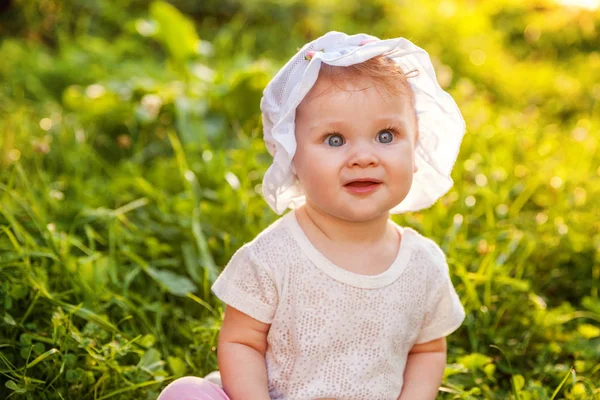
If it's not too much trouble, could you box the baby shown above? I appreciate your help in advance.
[158,31,466,400]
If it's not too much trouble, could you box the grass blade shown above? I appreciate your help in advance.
[550,368,575,400]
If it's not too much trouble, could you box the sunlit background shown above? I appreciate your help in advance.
[556,0,599,10]
[0,0,599,399]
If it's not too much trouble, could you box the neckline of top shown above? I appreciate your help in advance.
[282,210,415,289]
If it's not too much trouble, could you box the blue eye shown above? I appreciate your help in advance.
[326,134,345,147]
[377,130,394,144]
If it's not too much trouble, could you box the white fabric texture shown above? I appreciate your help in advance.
[260,31,466,215]
[212,211,465,400]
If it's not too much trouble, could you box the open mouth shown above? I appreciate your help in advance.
[345,181,380,187]
[344,180,382,193]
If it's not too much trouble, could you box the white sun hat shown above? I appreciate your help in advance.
[260,31,466,215]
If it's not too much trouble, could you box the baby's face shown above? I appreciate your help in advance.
[293,76,418,222]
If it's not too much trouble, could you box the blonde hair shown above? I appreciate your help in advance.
[314,55,418,100]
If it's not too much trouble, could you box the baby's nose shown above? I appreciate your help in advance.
[347,144,379,168]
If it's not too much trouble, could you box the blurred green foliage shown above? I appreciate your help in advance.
[0,0,599,399]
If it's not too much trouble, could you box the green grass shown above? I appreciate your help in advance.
[1,0,599,399]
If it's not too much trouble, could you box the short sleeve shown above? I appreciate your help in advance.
[415,241,465,344]
[211,245,278,324]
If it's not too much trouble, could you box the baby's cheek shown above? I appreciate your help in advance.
[296,153,334,184]
[292,146,315,178]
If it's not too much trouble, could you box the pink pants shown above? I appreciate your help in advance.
[158,372,230,400]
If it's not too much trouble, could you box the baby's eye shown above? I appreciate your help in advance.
[377,130,395,144]
[325,134,345,147]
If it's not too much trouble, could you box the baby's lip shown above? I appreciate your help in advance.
[343,178,383,186]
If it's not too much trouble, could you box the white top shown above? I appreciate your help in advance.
[212,211,465,400]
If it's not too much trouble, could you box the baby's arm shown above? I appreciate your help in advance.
[397,337,447,400]
[218,305,272,400]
